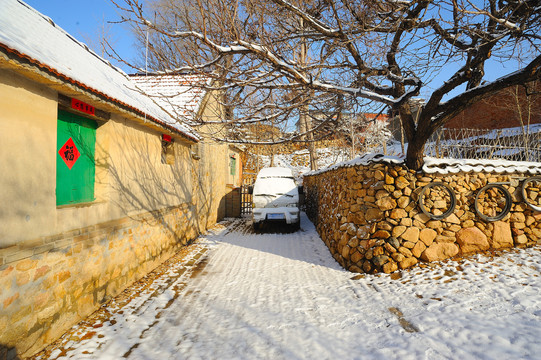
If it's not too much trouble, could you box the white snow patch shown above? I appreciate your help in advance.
[304,152,406,177]
[256,167,296,179]
[255,147,351,182]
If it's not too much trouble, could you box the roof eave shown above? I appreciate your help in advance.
[0,42,200,143]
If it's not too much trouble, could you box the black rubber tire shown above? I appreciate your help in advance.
[474,183,512,222]
[521,176,541,212]
[418,182,457,220]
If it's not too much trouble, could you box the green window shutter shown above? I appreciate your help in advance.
[56,110,97,205]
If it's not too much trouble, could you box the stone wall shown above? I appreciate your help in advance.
[303,161,541,274]
[0,204,198,358]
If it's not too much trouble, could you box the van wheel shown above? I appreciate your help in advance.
[253,222,261,232]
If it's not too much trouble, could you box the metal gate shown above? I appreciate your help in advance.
[241,177,254,215]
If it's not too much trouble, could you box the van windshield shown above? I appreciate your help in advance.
[253,177,297,196]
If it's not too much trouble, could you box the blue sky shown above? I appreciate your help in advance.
[24,0,137,71]
[22,0,528,101]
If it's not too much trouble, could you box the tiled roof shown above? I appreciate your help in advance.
[0,0,199,141]
[304,153,405,177]
[422,157,541,175]
[130,74,210,125]
[304,153,541,177]
[363,113,390,121]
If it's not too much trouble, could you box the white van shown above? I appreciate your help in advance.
[251,167,300,231]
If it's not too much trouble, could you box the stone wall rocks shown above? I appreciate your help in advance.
[304,162,541,274]
[0,204,199,357]
[455,227,489,254]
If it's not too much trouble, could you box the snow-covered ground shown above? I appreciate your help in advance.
[36,214,541,360]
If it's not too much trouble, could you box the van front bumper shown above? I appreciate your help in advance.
[252,207,300,225]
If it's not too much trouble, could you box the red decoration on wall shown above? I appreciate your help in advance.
[71,98,95,115]
[162,134,172,142]
[58,137,80,170]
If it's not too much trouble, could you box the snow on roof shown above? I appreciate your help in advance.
[0,0,199,141]
[257,167,295,178]
[130,74,210,125]
[303,153,541,177]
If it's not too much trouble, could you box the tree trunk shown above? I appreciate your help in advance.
[405,137,425,170]
[308,142,318,170]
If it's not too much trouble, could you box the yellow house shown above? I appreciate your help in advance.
[130,74,244,218]
[0,0,241,357]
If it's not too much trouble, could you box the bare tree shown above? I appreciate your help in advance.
[110,0,541,170]
[81,15,119,58]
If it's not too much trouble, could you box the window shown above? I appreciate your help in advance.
[56,110,97,205]
[230,155,237,176]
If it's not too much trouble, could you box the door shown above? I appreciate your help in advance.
[56,110,97,205]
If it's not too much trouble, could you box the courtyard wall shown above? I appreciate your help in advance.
[303,158,541,274]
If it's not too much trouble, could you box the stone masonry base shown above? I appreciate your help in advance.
[0,204,199,358]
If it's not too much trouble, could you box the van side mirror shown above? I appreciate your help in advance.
[298,185,304,195]
[247,185,254,194]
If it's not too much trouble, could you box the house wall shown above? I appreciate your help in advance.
[227,150,242,187]
[445,83,541,130]
[195,90,244,189]
[193,140,229,224]
[0,69,197,247]
[0,68,234,358]
[98,116,194,218]
[225,147,243,218]
[0,69,58,246]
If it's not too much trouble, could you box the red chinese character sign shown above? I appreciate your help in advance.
[71,98,95,116]
[58,137,80,170]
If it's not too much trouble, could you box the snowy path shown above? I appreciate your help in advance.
[36,214,541,360]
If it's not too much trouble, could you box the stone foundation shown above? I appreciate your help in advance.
[304,161,541,274]
[0,204,198,358]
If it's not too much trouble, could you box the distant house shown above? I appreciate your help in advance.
[130,74,244,218]
[362,112,390,123]
[445,81,541,130]
[388,84,541,137]
[0,0,239,357]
